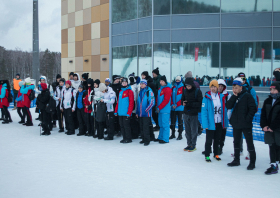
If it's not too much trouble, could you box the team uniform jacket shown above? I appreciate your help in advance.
[0,83,9,107]
[115,86,134,117]
[201,91,229,130]
[21,85,35,108]
[136,87,155,117]
[157,83,172,113]
[103,87,116,113]
[60,87,77,111]
[16,88,24,108]
[171,82,184,111]
[53,85,66,107]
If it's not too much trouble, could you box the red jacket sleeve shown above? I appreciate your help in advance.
[158,87,172,110]
[127,90,134,116]
[171,87,174,105]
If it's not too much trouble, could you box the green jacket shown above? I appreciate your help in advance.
[153,74,161,91]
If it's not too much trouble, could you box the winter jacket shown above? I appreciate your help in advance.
[157,83,172,113]
[153,74,162,91]
[218,79,232,119]
[83,88,93,114]
[72,73,82,91]
[260,96,280,146]
[16,88,24,108]
[181,86,203,116]
[171,82,184,112]
[60,87,77,111]
[53,85,66,107]
[115,86,134,116]
[145,76,157,99]
[110,83,122,101]
[0,83,9,107]
[136,87,155,117]
[201,91,229,130]
[103,87,116,113]
[21,84,35,108]
[243,82,258,108]
[226,87,256,129]
[37,89,50,110]
[76,90,86,109]
[130,82,139,113]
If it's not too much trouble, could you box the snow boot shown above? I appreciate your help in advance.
[153,126,160,131]
[159,140,169,144]
[77,133,85,136]
[144,142,150,146]
[205,156,211,163]
[247,163,255,170]
[123,140,132,144]
[188,146,197,152]
[227,159,240,167]
[169,133,176,139]
[104,137,113,140]
[120,139,125,143]
[184,146,191,151]
[265,164,278,175]
[18,120,25,124]
[58,128,64,133]
[26,123,33,126]
[154,139,160,142]
[2,120,9,124]
[214,155,221,161]
[177,133,183,140]
[139,140,145,144]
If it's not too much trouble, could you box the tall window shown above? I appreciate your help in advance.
[154,0,170,15]
[112,0,137,23]
[139,0,152,18]
[139,44,152,75]
[154,43,171,81]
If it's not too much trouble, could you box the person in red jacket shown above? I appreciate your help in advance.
[15,81,26,124]
[21,77,35,126]
[0,80,12,124]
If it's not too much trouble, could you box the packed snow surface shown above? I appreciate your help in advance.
[0,109,279,198]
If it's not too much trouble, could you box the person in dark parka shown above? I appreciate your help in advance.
[226,78,257,170]
[260,82,280,175]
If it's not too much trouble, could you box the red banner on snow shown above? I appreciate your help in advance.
[195,47,199,62]
[262,48,265,62]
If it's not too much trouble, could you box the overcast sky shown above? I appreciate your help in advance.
[0,0,61,52]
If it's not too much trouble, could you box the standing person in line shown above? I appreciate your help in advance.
[21,78,35,126]
[114,78,134,144]
[226,78,256,170]
[0,80,12,124]
[12,73,22,110]
[105,78,111,87]
[84,78,95,137]
[60,80,77,135]
[260,82,280,175]
[15,81,26,124]
[170,76,184,140]
[69,72,74,82]
[217,79,232,155]
[201,80,228,162]
[76,85,87,136]
[156,75,172,144]
[136,79,155,146]
[71,73,81,130]
[152,67,161,131]
[53,78,66,132]
[182,78,203,152]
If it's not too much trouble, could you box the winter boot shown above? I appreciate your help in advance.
[188,146,197,152]
[153,126,160,131]
[247,151,256,170]
[227,159,240,167]
[26,123,33,126]
[214,155,221,161]
[2,120,9,124]
[169,132,176,139]
[205,156,211,163]
[139,140,145,144]
[104,137,113,140]
[159,140,169,144]
[184,146,191,151]
[247,163,255,170]
[177,133,183,140]
[265,164,278,175]
[58,128,64,133]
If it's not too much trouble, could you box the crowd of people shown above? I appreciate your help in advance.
[1,68,280,175]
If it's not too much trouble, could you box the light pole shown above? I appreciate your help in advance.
[32,0,40,84]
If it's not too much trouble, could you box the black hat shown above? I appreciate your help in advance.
[87,78,94,85]
[160,75,167,84]
[56,74,61,79]
[273,69,280,82]
[128,72,135,78]
[271,82,280,92]
[238,72,246,79]
[94,79,100,86]
[82,73,89,80]
[69,72,74,76]
[184,77,194,87]
[16,73,20,77]
[152,67,160,76]
[59,78,65,83]
[78,84,84,89]
[129,76,135,84]
[141,71,149,78]
[112,75,120,81]
[122,77,128,83]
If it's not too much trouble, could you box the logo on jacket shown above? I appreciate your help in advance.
[178,91,181,94]
[124,93,126,96]
[202,103,205,107]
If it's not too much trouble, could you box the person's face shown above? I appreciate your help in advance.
[94,83,98,88]
[152,73,157,78]
[16,75,20,79]
[186,85,192,90]
[114,79,119,84]
[140,83,146,89]
[74,76,78,81]
[69,75,73,80]
[240,77,246,84]
[218,85,224,93]
[105,82,110,86]
[78,87,83,92]
[232,85,242,94]
[176,80,180,83]
[88,84,91,88]
[59,81,64,86]
[270,88,279,94]
[66,84,70,88]
[41,79,46,84]
[141,75,146,79]
[57,78,61,82]
[160,80,166,86]
[102,90,106,93]
[122,81,128,87]
[210,86,218,93]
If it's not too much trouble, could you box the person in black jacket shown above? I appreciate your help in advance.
[226,78,256,170]
[182,78,203,152]
[37,83,51,135]
[260,82,280,175]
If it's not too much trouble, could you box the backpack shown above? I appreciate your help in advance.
[247,87,259,113]
[29,90,36,101]
[8,90,13,103]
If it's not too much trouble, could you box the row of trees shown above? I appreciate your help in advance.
[0,46,61,85]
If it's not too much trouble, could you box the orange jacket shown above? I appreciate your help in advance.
[13,79,22,91]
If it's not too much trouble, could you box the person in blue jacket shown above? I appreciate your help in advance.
[201,80,229,163]
[170,76,184,140]
[136,79,155,146]
[156,75,172,144]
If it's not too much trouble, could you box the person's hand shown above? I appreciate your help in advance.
[115,114,117,116]
[263,126,268,131]
[58,98,61,102]
[268,128,273,132]
[136,115,138,118]
[100,99,103,102]
[72,109,74,112]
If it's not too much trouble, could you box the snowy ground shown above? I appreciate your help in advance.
[0,109,279,198]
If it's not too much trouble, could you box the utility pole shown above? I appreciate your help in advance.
[32,0,40,83]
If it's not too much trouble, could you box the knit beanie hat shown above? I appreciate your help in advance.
[19,81,24,87]
[105,78,111,83]
[40,83,47,91]
[185,71,192,78]
[160,75,167,84]
[136,76,141,84]
[141,71,149,78]
[16,73,20,77]
[99,83,107,92]
[273,68,280,82]
[25,77,31,85]
[140,79,147,86]
[152,67,160,76]
[94,79,100,86]
[209,80,219,89]
[87,78,94,85]
[271,82,280,92]
[82,73,89,80]
[56,74,61,79]
[232,78,243,86]
[185,78,194,86]
[175,76,182,81]
[112,75,120,82]
[128,72,135,78]
[65,80,71,86]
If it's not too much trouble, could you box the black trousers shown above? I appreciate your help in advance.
[219,128,227,149]
[77,108,86,135]
[152,106,159,127]
[13,91,18,107]
[41,110,51,133]
[140,117,151,143]
[131,113,140,139]
[17,107,25,122]
[2,106,11,121]
[149,119,155,140]
[0,108,4,119]
[205,123,222,157]
[119,116,132,141]
[23,107,32,124]
[170,111,183,134]
[96,121,106,139]
[269,143,280,163]
[64,108,75,133]
[233,128,256,163]
[106,112,115,138]
[73,110,79,129]
[86,114,95,136]
[56,105,64,130]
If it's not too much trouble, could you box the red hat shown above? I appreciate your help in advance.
[40,83,47,90]
[65,80,71,86]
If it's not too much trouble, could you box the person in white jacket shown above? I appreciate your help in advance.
[60,80,77,135]
[218,79,232,155]
[53,78,66,132]
[101,85,116,140]
[72,73,82,91]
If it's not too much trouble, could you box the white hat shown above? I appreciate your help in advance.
[99,83,107,92]
[25,77,31,85]
[175,76,181,81]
